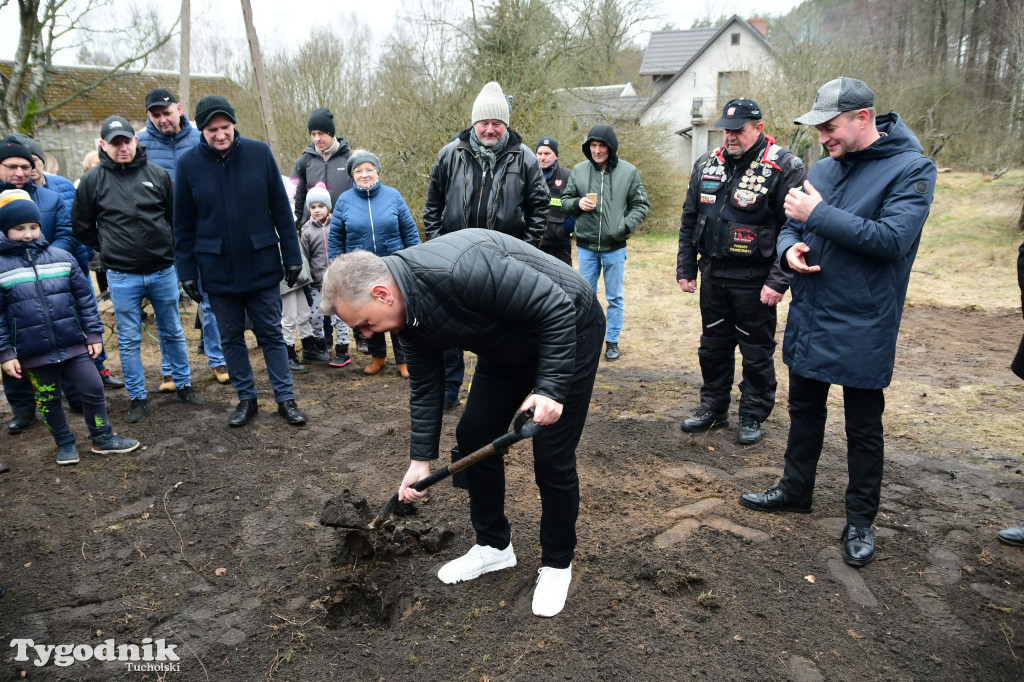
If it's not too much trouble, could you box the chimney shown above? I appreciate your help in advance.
[748,17,767,37]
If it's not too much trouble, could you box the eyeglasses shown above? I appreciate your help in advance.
[353,168,377,175]
[0,162,32,173]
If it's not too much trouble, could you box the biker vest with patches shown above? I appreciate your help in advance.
[691,136,789,278]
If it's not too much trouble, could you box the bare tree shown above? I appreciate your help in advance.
[1,0,178,134]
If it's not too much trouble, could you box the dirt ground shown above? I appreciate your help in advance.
[2,285,1024,680]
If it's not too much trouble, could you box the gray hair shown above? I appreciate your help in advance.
[320,250,396,315]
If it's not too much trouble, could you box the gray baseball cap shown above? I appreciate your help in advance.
[795,77,875,126]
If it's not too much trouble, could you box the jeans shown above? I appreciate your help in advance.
[107,266,192,400]
[198,276,225,368]
[577,246,626,343]
[208,285,294,403]
[778,371,886,526]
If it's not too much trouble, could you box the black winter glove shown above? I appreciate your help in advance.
[284,264,303,289]
[181,279,202,304]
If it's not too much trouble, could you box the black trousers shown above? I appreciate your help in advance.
[697,278,778,421]
[455,301,604,568]
[778,371,885,526]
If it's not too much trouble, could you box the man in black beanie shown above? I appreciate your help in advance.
[535,136,574,266]
[173,94,308,428]
[292,107,353,226]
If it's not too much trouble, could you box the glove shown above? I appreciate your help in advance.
[284,264,303,289]
[181,279,202,304]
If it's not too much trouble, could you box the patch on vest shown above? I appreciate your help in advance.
[732,189,761,208]
[700,193,716,204]
[727,227,758,256]
[913,180,928,194]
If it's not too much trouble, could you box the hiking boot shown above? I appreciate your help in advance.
[211,365,230,384]
[364,356,386,375]
[99,368,124,389]
[329,344,351,368]
[397,363,409,378]
[8,412,35,434]
[437,543,516,584]
[604,341,620,361]
[444,395,462,411]
[301,336,329,365]
[532,565,572,617]
[277,399,306,426]
[176,385,205,406]
[127,398,149,423]
[287,345,308,374]
[680,407,729,433]
[737,415,762,445]
[56,441,79,465]
[158,376,176,393]
[91,434,141,454]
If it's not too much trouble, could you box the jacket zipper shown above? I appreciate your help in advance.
[476,167,491,230]
[366,190,377,253]
[27,249,60,350]
[597,169,606,251]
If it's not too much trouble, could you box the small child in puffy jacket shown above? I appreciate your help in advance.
[0,190,139,465]
[299,183,334,365]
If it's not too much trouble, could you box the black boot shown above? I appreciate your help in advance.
[287,345,308,374]
[301,336,329,365]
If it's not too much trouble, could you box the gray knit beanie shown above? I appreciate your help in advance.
[346,150,381,178]
[304,182,332,212]
[471,82,510,126]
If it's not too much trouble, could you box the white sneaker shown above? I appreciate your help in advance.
[532,564,572,617]
[437,543,516,584]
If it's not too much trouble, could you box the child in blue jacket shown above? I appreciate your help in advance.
[0,190,139,465]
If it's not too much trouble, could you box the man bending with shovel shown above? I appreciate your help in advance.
[321,229,604,617]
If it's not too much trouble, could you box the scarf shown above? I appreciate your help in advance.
[469,129,510,174]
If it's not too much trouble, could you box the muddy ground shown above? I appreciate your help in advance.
[2,302,1024,681]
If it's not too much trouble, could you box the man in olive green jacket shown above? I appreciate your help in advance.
[561,124,649,360]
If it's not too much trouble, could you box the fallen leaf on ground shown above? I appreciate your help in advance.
[215,567,227,576]
[848,629,864,639]
[733,634,744,641]
[804,575,815,583]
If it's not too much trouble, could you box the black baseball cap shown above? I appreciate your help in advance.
[100,115,135,143]
[713,98,762,130]
[145,88,178,110]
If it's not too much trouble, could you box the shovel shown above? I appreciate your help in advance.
[337,409,542,532]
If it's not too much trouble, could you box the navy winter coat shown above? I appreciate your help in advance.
[136,115,202,175]
[42,173,94,270]
[0,234,103,369]
[173,132,302,295]
[778,112,936,389]
[328,181,420,261]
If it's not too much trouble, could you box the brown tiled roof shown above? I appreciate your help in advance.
[0,61,243,123]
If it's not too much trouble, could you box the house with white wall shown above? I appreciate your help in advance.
[638,16,776,171]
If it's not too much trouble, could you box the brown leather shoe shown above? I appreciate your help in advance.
[364,356,386,375]
[158,376,176,393]
[397,363,409,378]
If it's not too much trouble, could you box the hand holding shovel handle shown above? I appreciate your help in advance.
[361,409,542,531]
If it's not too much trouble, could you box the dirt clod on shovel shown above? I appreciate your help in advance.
[319,490,371,528]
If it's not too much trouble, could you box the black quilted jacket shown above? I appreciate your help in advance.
[385,229,595,460]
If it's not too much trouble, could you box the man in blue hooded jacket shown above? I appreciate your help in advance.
[739,78,936,568]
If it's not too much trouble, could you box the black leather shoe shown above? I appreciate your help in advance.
[229,399,258,427]
[841,524,876,567]
[737,415,762,444]
[681,407,729,433]
[997,525,1024,547]
[277,399,306,426]
[99,368,124,389]
[739,486,813,513]
[7,412,35,434]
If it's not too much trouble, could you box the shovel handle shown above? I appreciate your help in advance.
[364,410,542,530]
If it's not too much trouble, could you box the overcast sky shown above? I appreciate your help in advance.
[0,0,806,66]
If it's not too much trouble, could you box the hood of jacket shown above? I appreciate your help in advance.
[840,112,924,165]
[0,231,49,256]
[582,124,619,171]
[301,135,352,160]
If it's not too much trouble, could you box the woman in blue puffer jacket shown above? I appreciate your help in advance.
[327,150,420,376]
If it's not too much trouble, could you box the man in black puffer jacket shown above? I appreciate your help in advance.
[73,116,205,424]
[322,230,604,618]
